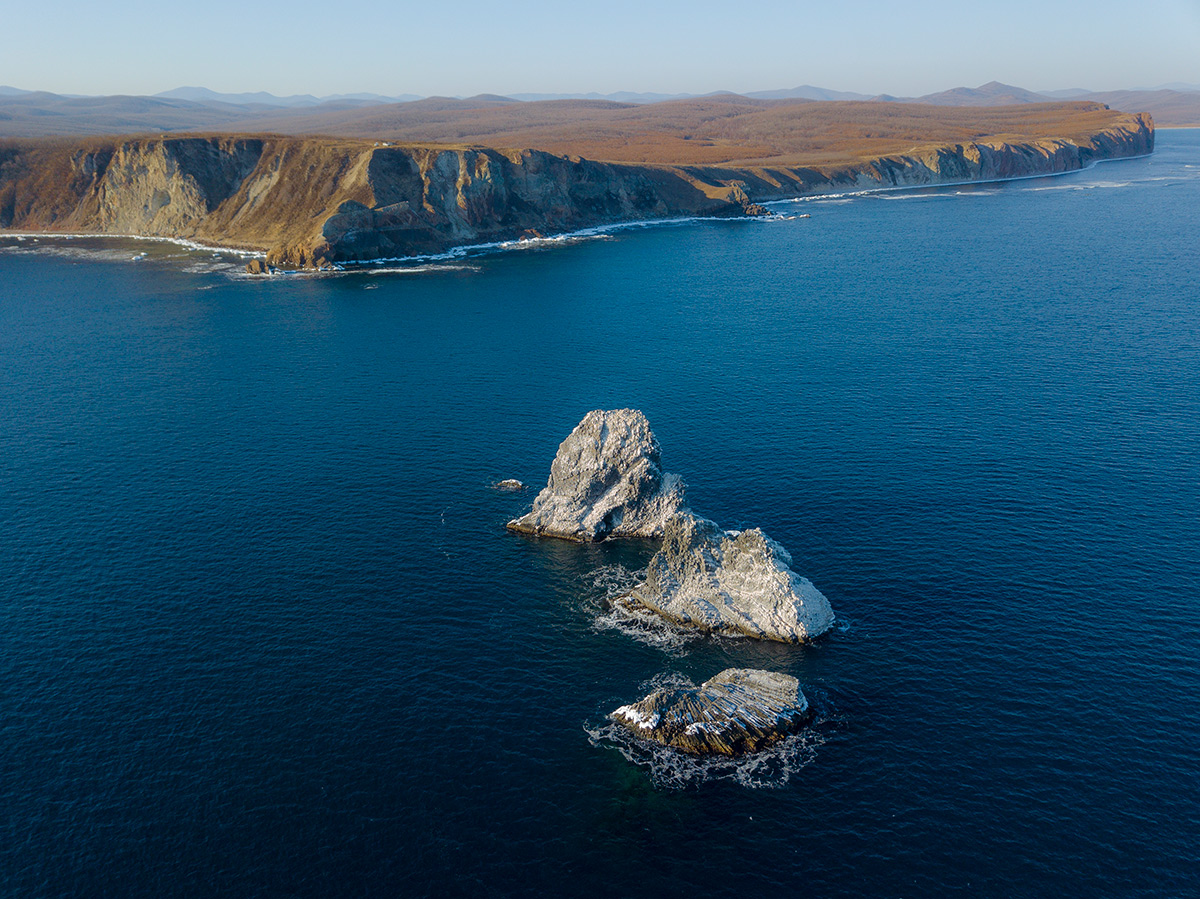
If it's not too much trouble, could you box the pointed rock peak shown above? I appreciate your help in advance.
[507,409,687,541]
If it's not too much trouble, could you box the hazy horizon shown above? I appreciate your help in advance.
[5,0,1198,100]
[3,79,1199,106]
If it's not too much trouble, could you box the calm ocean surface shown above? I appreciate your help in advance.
[2,131,1199,897]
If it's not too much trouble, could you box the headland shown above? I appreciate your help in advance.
[0,99,1154,269]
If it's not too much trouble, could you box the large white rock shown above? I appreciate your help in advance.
[624,512,835,643]
[507,409,688,541]
[611,668,810,755]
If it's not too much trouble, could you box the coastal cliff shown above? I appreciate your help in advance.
[0,138,749,266]
[0,112,1153,266]
[721,114,1155,199]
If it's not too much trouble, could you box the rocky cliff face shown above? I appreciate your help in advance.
[846,115,1154,189]
[0,112,1154,266]
[728,112,1155,199]
[0,137,745,266]
[622,512,836,643]
[508,409,688,541]
[95,139,265,234]
[305,146,718,266]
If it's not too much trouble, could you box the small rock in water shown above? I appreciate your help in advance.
[611,668,810,755]
[621,512,835,642]
[507,409,687,541]
[492,479,526,492]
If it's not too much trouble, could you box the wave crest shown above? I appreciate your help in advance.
[585,564,698,655]
[586,680,834,790]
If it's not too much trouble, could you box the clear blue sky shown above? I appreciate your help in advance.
[7,0,1199,97]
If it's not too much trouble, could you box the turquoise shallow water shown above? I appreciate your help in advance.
[2,132,1199,896]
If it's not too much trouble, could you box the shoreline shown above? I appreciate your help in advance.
[0,144,1157,273]
[0,231,266,257]
[317,147,1161,270]
[763,149,1155,206]
[0,109,1154,268]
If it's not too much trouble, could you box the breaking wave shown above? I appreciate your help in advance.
[584,564,697,655]
[586,675,835,790]
[333,213,755,270]
[0,231,263,257]
[229,262,478,279]
[1025,180,1132,192]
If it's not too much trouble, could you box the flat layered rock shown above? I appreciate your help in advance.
[507,409,687,541]
[611,668,810,755]
[623,512,835,642]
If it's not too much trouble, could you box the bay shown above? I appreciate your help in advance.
[2,131,1198,896]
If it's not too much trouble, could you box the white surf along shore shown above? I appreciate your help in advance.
[0,149,1154,275]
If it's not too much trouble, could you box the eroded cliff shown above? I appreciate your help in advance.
[0,111,1154,267]
[724,114,1155,198]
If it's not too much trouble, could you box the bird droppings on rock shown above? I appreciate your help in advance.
[507,409,687,541]
[619,512,835,643]
[611,668,811,755]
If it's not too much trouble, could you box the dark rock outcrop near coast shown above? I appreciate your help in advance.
[611,668,811,755]
[0,110,1154,267]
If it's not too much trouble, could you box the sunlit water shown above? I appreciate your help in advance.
[2,132,1198,896]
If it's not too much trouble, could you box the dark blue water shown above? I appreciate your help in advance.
[3,132,1199,897]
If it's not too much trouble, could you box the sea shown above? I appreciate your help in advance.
[2,130,1198,897]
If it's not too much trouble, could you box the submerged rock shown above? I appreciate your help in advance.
[622,512,835,642]
[611,668,810,755]
[507,409,687,541]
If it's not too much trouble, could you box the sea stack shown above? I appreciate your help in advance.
[621,512,835,643]
[492,479,527,492]
[507,409,687,541]
[611,668,811,755]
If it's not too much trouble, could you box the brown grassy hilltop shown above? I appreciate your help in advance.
[226,96,1144,167]
[0,99,1155,267]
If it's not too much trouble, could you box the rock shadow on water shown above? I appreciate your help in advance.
[506,528,660,622]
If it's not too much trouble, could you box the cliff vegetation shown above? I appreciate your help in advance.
[0,102,1154,267]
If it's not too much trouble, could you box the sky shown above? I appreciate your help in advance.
[5,0,1199,98]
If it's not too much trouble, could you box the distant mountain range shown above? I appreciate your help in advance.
[1,81,1196,138]
[153,86,423,107]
